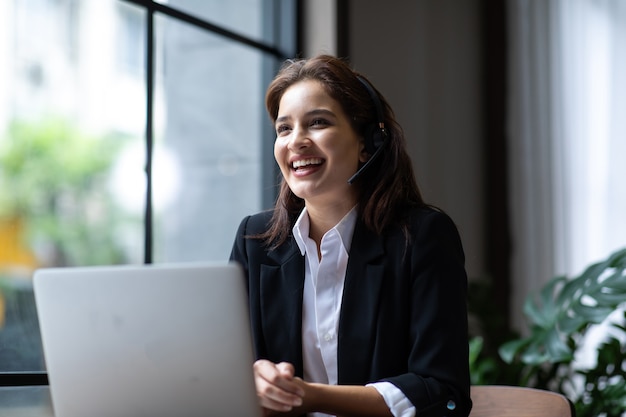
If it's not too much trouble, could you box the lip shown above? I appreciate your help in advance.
[288,156,325,176]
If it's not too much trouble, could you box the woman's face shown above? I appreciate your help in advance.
[274,79,367,207]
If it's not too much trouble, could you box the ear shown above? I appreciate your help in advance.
[359,139,369,163]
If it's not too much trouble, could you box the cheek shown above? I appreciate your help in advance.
[274,141,287,170]
[273,139,281,160]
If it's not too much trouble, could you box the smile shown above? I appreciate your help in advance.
[292,158,324,170]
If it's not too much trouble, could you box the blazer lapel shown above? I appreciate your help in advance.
[337,221,386,384]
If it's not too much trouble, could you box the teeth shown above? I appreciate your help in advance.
[292,158,322,169]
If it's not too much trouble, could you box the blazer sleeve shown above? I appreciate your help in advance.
[229,213,268,360]
[229,215,251,274]
[382,209,472,417]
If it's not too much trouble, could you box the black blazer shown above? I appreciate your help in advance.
[230,206,472,417]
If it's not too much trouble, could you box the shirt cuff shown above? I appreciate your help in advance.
[366,381,416,417]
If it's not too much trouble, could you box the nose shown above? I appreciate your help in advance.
[288,124,310,150]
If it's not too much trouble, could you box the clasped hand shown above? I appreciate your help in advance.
[254,359,307,416]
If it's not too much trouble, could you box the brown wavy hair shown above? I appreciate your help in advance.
[261,55,424,248]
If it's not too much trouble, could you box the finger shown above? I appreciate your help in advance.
[260,394,300,413]
[275,362,295,379]
[255,375,303,411]
[254,360,303,395]
[254,360,304,410]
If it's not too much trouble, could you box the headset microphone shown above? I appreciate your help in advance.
[348,76,388,184]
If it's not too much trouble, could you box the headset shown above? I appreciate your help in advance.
[348,76,388,184]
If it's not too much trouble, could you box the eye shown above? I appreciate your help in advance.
[310,118,329,128]
[276,124,291,136]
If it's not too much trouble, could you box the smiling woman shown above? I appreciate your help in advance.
[273,79,365,222]
[230,55,472,417]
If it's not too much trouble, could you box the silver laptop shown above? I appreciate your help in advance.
[33,262,261,417]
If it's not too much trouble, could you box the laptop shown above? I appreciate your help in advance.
[33,262,262,417]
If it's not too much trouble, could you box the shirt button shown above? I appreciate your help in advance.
[323,333,332,341]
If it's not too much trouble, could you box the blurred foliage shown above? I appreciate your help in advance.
[0,117,130,267]
[469,336,498,385]
[467,277,524,386]
[470,247,626,417]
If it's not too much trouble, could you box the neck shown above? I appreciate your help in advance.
[305,200,355,247]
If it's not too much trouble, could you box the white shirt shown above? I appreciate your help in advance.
[293,207,416,417]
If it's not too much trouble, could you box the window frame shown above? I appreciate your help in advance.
[0,0,297,387]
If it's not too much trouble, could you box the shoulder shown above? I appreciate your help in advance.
[231,210,274,266]
[395,205,460,237]
[235,210,274,236]
[404,205,465,262]
[381,205,464,260]
[231,209,300,266]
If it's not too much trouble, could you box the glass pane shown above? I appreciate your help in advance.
[0,0,146,372]
[152,14,267,263]
[155,0,266,44]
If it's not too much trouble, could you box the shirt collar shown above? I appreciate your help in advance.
[293,206,358,256]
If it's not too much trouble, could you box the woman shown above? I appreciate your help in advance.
[230,55,471,417]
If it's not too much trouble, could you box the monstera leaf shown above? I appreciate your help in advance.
[499,247,626,366]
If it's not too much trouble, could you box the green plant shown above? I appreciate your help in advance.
[469,336,499,385]
[0,117,130,266]
[467,278,524,386]
[497,247,626,417]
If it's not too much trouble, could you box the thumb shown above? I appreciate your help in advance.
[275,362,295,379]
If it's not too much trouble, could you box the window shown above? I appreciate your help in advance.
[0,0,296,382]
[508,0,626,331]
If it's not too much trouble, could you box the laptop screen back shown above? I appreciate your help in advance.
[33,262,261,417]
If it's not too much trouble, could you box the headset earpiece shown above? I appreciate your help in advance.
[364,123,386,155]
[348,76,388,184]
[356,76,387,155]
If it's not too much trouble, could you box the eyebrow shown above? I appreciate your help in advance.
[275,108,336,125]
